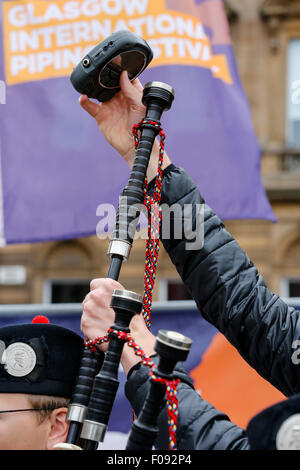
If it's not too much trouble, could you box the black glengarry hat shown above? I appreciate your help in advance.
[247,393,300,450]
[0,316,84,398]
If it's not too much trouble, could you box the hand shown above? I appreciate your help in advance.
[81,278,122,352]
[79,72,172,181]
[81,278,156,373]
[79,71,146,168]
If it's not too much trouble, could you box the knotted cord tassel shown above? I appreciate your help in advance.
[132,119,166,329]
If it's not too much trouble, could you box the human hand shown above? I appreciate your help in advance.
[79,71,146,169]
[81,278,156,373]
[81,278,122,352]
[79,71,172,181]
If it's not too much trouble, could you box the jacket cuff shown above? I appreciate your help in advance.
[147,163,176,193]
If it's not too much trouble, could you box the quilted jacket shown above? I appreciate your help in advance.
[125,164,300,450]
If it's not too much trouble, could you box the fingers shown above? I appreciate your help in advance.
[79,94,101,118]
[90,277,123,291]
[131,77,144,93]
[82,278,123,313]
[120,71,144,107]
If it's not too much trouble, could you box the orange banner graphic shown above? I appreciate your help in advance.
[2,0,233,85]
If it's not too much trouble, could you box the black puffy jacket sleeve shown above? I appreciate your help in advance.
[125,355,249,450]
[158,164,300,398]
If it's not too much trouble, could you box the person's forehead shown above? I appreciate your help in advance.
[0,393,31,408]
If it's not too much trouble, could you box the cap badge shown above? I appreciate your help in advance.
[276,414,300,450]
[1,342,37,377]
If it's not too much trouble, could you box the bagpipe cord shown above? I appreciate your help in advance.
[85,120,180,450]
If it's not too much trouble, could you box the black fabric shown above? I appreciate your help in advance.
[247,394,300,450]
[125,355,249,450]
[0,322,84,398]
[157,166,300,397]
[125,165,300,450]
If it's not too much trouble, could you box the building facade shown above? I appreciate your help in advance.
[0,0,299,305]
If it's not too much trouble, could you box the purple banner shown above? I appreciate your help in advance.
[0,0,275,244]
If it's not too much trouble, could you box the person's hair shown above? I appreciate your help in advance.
[27,394,70,424]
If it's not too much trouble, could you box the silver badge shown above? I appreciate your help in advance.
[276,414,300,450]
[0,341,5,362]
[1,342,36,377]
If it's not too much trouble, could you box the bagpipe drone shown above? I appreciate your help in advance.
[54,30,192,451]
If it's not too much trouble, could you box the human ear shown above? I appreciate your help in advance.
[46,408,69,450]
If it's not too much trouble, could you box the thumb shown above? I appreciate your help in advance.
[79,94,101,118]
[120,71,144,108]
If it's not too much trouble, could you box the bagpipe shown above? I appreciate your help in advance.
[54,31,192,451]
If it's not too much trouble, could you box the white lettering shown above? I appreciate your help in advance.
[63,1,81,21]
[102,0,122,16]
[10,55,27,75]
[185,39,202,60]
[9,32,19,52]
[123,0,149,16]
[113,19,129,33]
[91,19,112,40]
[53,50,62,69]
[26,4,45,25]
[44,4,64,22]
[202,44,211,61]
[56,24,74,47]
[81,0,102,17]
[177,38,186,58]
[147,39,161,59]
[159,37,177,57]
[62,47,84,68]
[176,16,194,37]
[18,30,39,51]
[8,5,27,28]
[73,21,92,43]
[183,204,204,250]
[146,15,155,36]
[10,47,89,76]
[36,27,55,49]
[194,22,206,40]
[96,203,116,239]
[36,52,53,72]
[155,14,175,35]
[128,17,147,36]
[292,340,300,365]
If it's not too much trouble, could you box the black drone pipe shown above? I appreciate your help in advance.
[125,330,192,451]
[78,82,175,451]
[52,30,175,451]
[54,81,174,451]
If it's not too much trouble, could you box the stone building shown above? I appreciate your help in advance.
[0,0,299,306]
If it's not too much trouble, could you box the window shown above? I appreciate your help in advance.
[159,279,192,301]
[43,279,90,303]
[289,280,300,298]
[286,39,300,149]
[281,278,300,299]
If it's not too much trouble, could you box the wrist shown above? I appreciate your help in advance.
[121,328,156,376]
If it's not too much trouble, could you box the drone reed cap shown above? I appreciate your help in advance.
[157,330,192,351]
[110,289,143,316]
[142,81,175,110]
[144,81,175,97]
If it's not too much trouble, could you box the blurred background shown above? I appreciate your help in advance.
[0,0,300,437]
[1,0,299,310]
